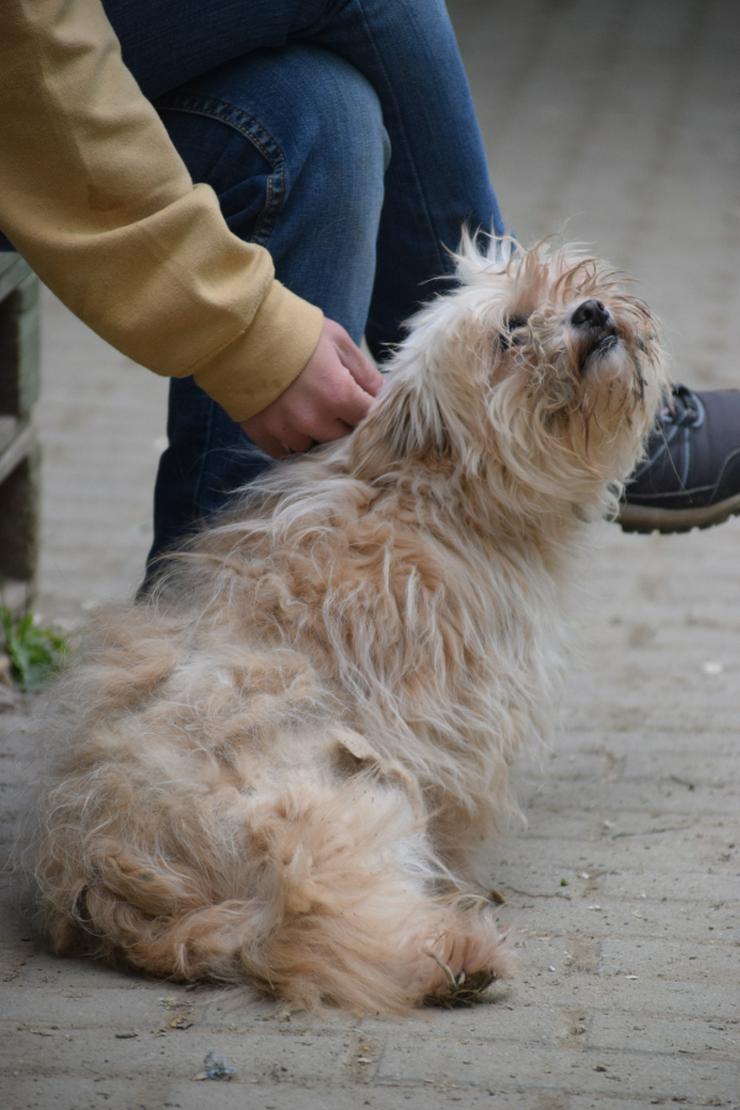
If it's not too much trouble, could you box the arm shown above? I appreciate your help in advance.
[0,0,338,427]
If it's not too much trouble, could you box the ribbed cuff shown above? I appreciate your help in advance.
[192,281,324,423]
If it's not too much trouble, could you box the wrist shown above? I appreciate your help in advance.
[193,283,323,422]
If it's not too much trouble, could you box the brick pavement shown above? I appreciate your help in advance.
[1,1,739,1107]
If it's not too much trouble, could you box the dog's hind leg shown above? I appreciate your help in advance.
[33,750,507,1013]
[231,774,509,1013]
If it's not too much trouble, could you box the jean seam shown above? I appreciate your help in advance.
[351,0,451,277]
[156,92,286,245]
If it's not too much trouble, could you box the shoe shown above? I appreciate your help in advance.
[619,384,740,534]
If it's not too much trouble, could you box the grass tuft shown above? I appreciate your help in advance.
[0,604,69,691]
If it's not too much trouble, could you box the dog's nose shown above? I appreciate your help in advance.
[571,299,611,329]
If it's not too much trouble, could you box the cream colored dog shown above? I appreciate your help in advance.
[29,238,668,1013]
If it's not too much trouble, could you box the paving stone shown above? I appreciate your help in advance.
[1,2,739,1108]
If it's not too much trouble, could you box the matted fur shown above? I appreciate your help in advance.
[25,239,669,1013]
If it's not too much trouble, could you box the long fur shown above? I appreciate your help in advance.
[25,239,669,1013]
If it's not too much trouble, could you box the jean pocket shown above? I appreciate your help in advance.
[156,92,286,247]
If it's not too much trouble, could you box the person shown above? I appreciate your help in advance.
[2,1,739,573]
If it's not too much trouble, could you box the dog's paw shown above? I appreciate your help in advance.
[421,909,511,1008]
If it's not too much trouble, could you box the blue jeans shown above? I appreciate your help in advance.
[49,2,507,562]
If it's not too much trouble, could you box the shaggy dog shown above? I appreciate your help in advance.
[28,238,668,1013]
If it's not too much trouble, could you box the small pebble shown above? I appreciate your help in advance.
[194,1050,236,1082]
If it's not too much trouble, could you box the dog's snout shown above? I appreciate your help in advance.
[571,299,611,330]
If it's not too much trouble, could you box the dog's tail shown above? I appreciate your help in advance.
[35,774,508,1013]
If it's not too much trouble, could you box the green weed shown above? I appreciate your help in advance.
[0,605,69,691]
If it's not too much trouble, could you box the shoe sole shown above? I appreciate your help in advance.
[619,492,740,534]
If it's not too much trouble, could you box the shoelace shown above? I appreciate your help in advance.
[659,384,701,428]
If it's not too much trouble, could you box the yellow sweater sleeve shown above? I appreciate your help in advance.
[0,0,324,422]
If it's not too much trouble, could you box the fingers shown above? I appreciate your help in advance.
[330,322,384,398]
[333,372,378,429]
[283,432,317,453]
[241,422,286,459]
[240,317,384,459]
[310,418,352,442]
[241,416,348,460]
[341,339,384,398]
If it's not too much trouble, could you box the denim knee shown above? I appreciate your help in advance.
[266,45,389,337]
[156,44,388,338]
[275,45,390,231]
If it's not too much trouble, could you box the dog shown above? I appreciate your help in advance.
[27,237,668,1014]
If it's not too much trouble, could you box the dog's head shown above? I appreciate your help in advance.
[351,237,669,522]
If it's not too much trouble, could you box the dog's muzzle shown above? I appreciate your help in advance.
[572,298,619,364]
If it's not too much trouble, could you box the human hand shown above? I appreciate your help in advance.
[241,318,383,458]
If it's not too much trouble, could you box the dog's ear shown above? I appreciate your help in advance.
[350,375,451,478]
